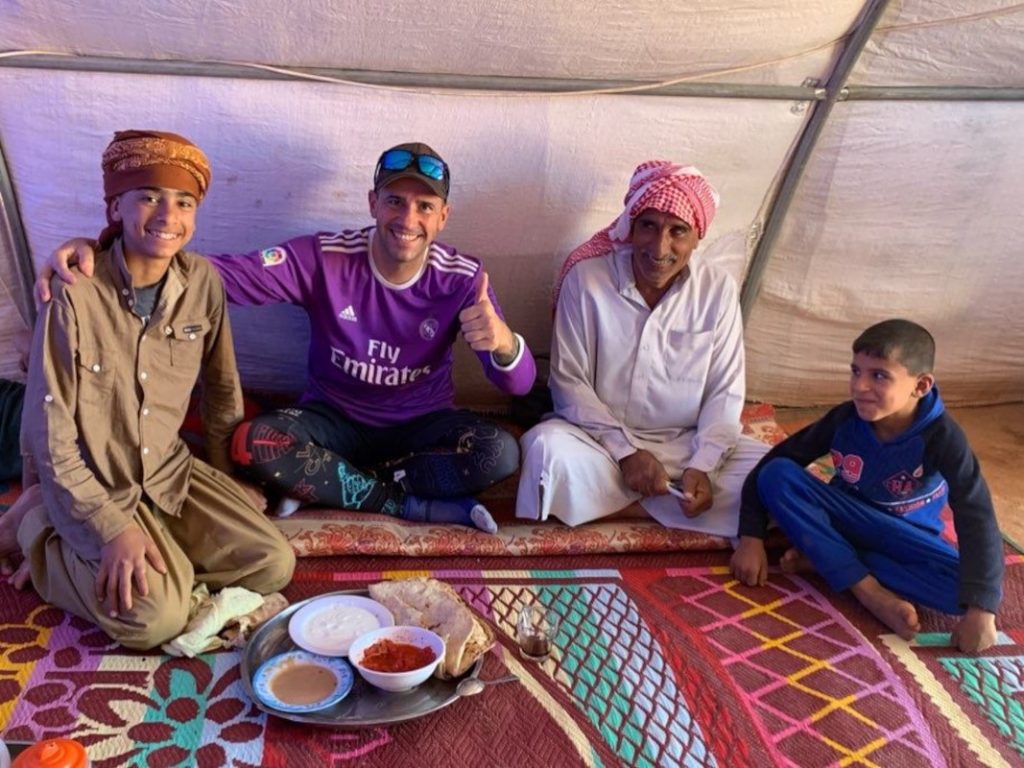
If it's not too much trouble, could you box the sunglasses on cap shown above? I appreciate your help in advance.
[375,149,448,182]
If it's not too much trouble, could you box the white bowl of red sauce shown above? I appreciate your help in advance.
[348,625,445,692]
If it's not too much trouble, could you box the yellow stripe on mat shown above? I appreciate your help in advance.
[880,634,1010,768]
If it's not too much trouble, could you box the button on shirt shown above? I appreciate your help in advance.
[550,247,745,475]
[21,241,243,559]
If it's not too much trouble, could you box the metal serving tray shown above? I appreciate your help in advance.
[239,589,481,728]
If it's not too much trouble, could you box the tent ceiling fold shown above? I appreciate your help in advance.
[2,0,866,85]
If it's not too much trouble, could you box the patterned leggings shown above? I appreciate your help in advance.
[230,401,519,513]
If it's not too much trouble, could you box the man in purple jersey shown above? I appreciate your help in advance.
[40,142,536,532]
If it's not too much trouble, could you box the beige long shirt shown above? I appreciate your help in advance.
[21,241,243,560]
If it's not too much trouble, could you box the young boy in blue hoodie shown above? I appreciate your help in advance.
[730,319,1003,653]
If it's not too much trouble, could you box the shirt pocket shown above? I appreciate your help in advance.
[75,346,116,406]
[665,329,714,385]
[166,318,211,373]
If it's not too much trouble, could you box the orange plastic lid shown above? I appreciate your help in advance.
[11,739,89,768]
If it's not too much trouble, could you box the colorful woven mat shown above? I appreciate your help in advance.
[1,550,1022,767]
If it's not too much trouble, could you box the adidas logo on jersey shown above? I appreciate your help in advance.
[338,305,358,322]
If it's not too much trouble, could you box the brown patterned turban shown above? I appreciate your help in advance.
[98,129,211,248]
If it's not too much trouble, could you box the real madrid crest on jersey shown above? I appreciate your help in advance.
[419,318,439,340]
[260,247,288,267]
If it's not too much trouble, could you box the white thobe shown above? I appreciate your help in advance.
[517,247,768,533]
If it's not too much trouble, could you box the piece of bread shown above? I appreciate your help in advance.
[369,578,496,678]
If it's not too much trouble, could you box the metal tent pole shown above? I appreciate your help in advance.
[843,85,1024,101]
[739,0,893,319]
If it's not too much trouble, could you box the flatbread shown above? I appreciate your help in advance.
[369,578,496,678]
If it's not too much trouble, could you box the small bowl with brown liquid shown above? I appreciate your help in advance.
[252,650,355,713]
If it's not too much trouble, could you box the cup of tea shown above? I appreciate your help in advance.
[516,603,561,662]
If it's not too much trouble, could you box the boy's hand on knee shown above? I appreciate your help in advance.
[96,524,168,617]
[951,607,998,653]
[730,536,768,586]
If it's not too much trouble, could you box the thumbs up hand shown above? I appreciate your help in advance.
[459,272,517,361]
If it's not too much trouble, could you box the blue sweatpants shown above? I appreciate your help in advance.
[757,458,962,615]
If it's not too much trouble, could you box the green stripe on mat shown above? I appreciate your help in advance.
[550,583,660,768]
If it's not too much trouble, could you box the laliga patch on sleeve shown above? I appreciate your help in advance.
[260,247,288,267]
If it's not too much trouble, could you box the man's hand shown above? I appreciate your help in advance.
[730,536,769,586]
[459,272,517,362]
[619,449,669,497]
[95,524,168,617]
[675,468,713,517]
[951,606,998,653]
[34,238,97,305]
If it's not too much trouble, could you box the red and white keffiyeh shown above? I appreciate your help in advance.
[553,161,719,306]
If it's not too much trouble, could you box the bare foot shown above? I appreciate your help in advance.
[779,547,815,574]
[850,575,920,641]
[0,485,39,559]
[8,559,32,590]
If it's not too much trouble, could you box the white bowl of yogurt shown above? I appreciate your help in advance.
[288,593,394,656]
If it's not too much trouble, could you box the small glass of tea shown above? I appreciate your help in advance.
[516,603,561,662]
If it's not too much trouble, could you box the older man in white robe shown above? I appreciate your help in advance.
[517,161,768,535]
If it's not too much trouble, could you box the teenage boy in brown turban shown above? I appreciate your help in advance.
[3,130,295,650]
[40,141,536,532]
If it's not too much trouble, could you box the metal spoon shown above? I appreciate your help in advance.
[456,674,519,697]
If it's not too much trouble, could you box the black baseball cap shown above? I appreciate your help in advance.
[373,142,450,200]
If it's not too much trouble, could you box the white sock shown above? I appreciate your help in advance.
[273,496,303,518]
[470,504,498,534]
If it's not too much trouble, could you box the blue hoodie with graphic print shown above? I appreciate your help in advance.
[738,387,1003,613]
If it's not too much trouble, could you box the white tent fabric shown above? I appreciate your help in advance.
[746,99,1024,405]
[4,1,864,83]
[1,0,1022,406]
[852,3,1024,86]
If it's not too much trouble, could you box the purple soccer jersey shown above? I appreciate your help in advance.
[207,227,535,426]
